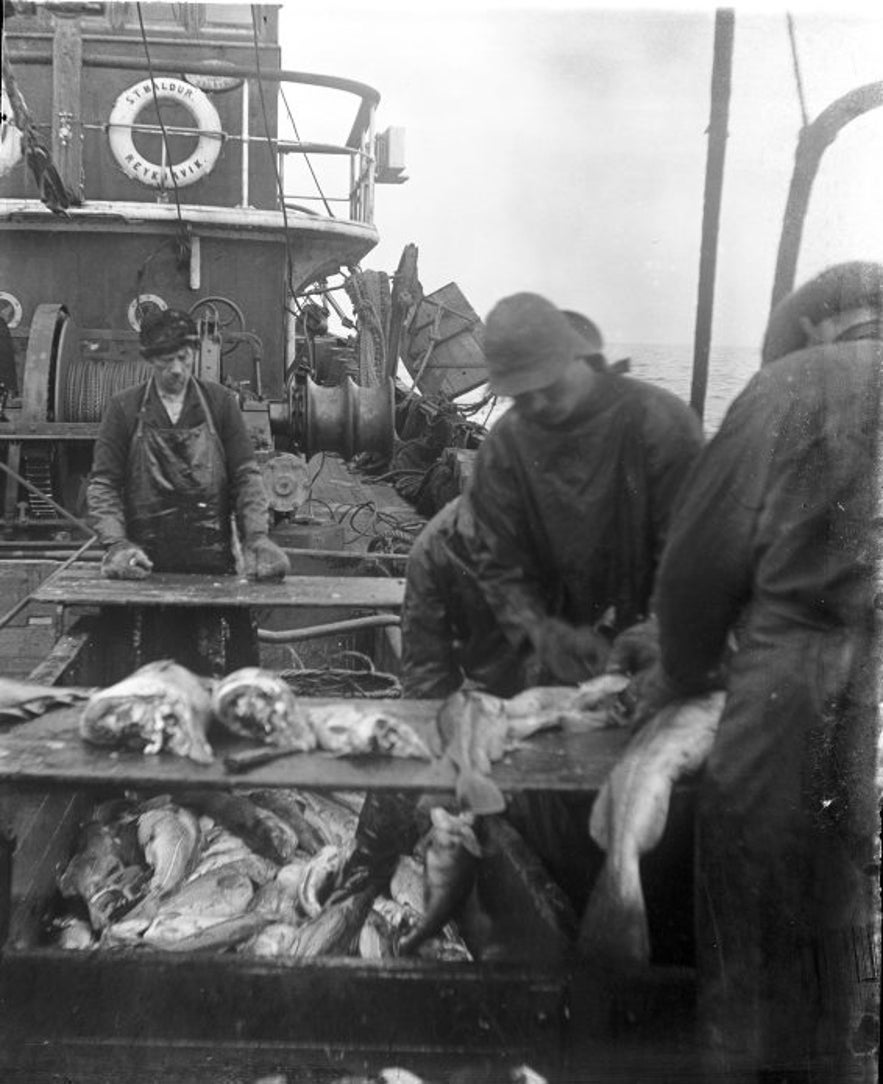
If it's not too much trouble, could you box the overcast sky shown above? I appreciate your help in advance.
[278,1,883,350]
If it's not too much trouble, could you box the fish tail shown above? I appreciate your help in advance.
[455,767,506,816]
[577,859,650,967]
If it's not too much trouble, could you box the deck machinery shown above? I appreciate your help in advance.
[0,1,400,536]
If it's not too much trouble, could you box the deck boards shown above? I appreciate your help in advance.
[0,700,630,795]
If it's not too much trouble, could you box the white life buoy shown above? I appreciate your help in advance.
[107,78,223,189]
[0,88,24,180]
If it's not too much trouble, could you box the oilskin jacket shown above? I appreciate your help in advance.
[400,496,526,699]
[88,377,268,573]
[652,341,881,1080]
[467,372,704,648]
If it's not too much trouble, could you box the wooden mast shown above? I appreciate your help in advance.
[690,8,734,424]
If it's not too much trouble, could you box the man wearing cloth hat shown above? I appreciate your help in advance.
[463,292,702,907]
[87,307,289,674]
[469,292,701,689]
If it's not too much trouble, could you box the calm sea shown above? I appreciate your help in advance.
[480,342,762,437]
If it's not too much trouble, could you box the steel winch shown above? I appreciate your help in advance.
[0,302,395,531]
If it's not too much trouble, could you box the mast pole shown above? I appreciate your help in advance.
[690,8,735,423]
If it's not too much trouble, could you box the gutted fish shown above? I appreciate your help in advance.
[358,908,397,959]
[186,822,277,886]
[141,867,255,948]
[138,800,201,897]
[578,691,725,965]
[246,789,327,854]
[296,845,342,917]
[307,703,432,760]
[285,888,375,958]
[250,878,303,926]
[211,667,315,750]
[504,673,630,730]
[245,920,301,957]
[294,790,360,849]
[397,807,481,957]
[0,677,93,722]
[155,912,270,954]
[57,819,149,930]
[51,915,96,950]
[389,854,425,916]
[79,660,214,764]
[178,790,297,865]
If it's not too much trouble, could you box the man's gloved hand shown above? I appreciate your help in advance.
[606,615,660,677]
[531,616,610,684]
[101,540,153,580]
[625,660,684,730]
[243,535,290,582]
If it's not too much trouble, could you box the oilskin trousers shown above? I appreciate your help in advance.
[694,625,879,1083]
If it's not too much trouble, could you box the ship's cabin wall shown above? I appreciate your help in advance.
[1,3,282,209]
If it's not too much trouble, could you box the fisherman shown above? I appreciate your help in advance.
[625,262,881,1081]
[87,307,289,676]
[452,292,703,909]
[468,292,702,685]
[400,493,526,698]
[400,307,623,700]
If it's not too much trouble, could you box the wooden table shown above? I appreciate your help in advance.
[31,566,405,611]
[0,698,630,795]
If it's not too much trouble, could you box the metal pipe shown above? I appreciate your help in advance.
[240,78,250,208]
[770,80,883,311]
[189,233,201,290]
[690,8,735,424]
[257,613,400,643]
[7,50,381,111]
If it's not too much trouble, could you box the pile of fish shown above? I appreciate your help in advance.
[79,661,433,765]
[50,786,473,963]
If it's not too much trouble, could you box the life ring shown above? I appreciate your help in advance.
[107,78,223,189]
[0,88,23,180]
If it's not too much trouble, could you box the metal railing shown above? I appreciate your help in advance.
[6,50,380,223]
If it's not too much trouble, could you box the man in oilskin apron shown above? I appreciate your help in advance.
[87,308,289,676]
[627,262,881,1082]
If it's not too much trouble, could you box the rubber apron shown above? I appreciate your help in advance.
[124,377,233,574]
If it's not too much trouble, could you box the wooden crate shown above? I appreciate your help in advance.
[0,784,698,1082]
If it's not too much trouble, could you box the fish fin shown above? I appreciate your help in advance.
[577,860,650,967]
[588,780,612,850]
[455,768,506,816]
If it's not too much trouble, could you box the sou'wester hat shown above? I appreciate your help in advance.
[761,261,883,366]
[139,308,199,359]
[484,292,589,396]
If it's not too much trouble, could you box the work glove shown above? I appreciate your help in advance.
[242,535,290,582]
[624,660,686,731]
[100,540,153,580]
[530,616,610,685]
[606,616,660,677]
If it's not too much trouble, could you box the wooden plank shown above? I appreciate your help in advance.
[0,701,631,795]
[27,617,96,686]
[0,950,568,1055]
[31,567,405,611]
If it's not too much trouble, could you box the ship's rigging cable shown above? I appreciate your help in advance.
[786,13,810,128]
[278,89,335,218]
[134,3,190,260]
[249,5,297,302]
